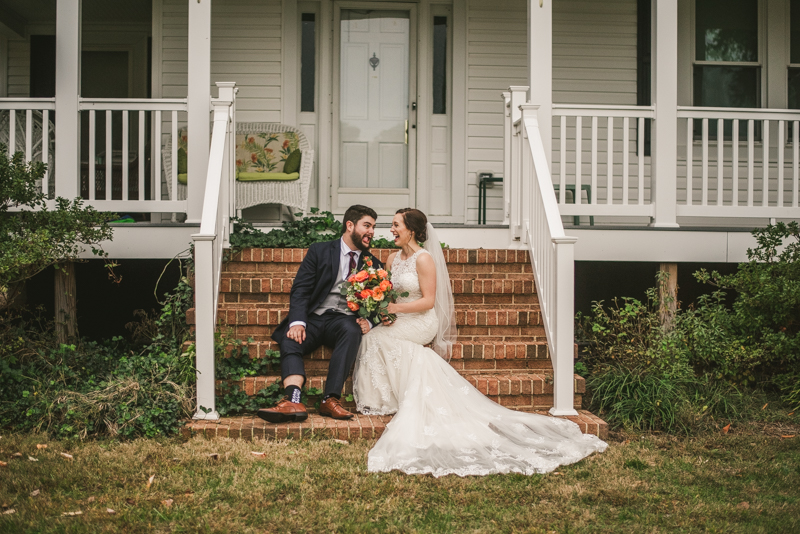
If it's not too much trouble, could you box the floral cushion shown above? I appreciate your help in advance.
[235,132,300,175]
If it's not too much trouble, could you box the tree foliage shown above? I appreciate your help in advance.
[0,149,114,296]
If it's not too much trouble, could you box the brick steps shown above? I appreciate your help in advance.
[182,410,608,441]
[193,247,607,437]
[217,373,585,412]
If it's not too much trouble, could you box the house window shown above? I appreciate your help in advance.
[789,1,800,109]
[432,16,447,114]
[694,0,760,138]
[301,13,316,113]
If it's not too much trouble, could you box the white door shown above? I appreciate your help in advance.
[333,5,417,214]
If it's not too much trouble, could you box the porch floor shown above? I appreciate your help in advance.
[181,410,608,441]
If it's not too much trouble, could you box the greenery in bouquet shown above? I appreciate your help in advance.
[341,256,408,324]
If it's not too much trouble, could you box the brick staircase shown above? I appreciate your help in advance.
[183,248,607,440]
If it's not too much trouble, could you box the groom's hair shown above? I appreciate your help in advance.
[342,205,378,234]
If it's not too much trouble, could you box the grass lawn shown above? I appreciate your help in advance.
[0,425,798,533]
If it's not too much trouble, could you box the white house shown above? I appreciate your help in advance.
[1,0,798,418]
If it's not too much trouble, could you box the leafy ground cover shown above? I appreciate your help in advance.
[0,426,798,533]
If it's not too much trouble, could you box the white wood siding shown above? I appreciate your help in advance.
[465,0,527,224]
[553,0,638,106]
[466,0,639,223]
[7,37,29,97]
[157,0,283,122]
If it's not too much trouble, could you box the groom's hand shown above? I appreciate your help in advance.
[287,325,306,344]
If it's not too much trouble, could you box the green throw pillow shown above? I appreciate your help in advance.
[178,173,188,185]
[283,149,302,174]
[177,147,187,175]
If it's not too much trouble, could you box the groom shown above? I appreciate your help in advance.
[257,205,383,424]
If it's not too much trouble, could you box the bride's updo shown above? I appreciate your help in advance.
[396,208,428,242]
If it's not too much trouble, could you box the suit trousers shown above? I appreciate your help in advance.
[278,310,363,397]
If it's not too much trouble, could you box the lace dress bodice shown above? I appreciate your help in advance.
[391,248,428,304]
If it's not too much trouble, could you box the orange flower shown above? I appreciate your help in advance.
[347,274,356,283]
[372,289,385,301]
[250,153,258,163]
[248,136,255,143]
[364,257,373,267]
[377,269,389,279]
[369,272,377,280]
[283,140,290,148]
[347,301,360,311]
[359,289,373,299]
[266,148,273,154]
[379,279,392,292]
[354,270,369,282]
[236,159,243,167]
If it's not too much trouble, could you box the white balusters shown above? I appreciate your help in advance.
[675,107,800,218]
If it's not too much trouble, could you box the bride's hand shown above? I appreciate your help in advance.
[386,302,398,314]
[356,317,370,334]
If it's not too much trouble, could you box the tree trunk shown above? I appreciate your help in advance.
[658,262,678,331]
[55,261,78,343]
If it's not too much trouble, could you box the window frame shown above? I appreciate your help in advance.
[690,0,766,109]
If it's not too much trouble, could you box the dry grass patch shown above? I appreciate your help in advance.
[0,431,798,533]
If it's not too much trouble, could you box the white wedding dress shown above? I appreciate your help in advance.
[353,248,608,477]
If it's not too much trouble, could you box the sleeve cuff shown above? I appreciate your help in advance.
[289,321,307,329]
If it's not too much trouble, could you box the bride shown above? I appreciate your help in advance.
[353,208,607,477]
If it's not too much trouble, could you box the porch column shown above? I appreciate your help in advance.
[527,0,552,166]
[187,0,212,223]
[650,0,679,227]
[54,0,81,199]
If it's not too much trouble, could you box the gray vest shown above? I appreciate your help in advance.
[313,279,353,316]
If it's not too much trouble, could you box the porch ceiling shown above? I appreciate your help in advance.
[0,0,150,27]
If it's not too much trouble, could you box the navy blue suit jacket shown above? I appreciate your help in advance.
[271,239,384,343]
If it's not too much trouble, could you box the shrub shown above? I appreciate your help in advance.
[0,261,196,439]
[229,208,401,249]
[692,221,800,383]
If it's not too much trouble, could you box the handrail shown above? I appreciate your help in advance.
[553,104,655,119]
[677,106,800,121]
[0,98,56,110]
[191,82,237,421]
[514,103,578,416]
[78,98,188,111]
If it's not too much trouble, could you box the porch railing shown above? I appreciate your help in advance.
[552,104,655,221]
[192,82,237,420]
[511,104,578,416]
[677,106,800,218]
[78,98,188,212]
[0,98,56,196]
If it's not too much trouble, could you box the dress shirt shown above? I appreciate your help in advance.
[289,239,369,330]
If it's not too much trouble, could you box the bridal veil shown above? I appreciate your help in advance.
[422,222,457,361]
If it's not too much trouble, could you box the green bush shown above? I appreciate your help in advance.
[691,221,800,383]
[0,262,196,439]
[579,223,799,432]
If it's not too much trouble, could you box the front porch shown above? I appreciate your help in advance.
[3,0,800,421]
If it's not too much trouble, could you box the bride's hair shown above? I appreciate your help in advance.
[396,208,428,242]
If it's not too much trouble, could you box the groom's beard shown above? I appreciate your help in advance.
[351,229,372,252]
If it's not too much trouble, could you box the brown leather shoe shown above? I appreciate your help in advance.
[257,398,308,424]
[319,396,354,420]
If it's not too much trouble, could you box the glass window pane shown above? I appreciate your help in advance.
[695,0,758,62]
[789,68,800,108]
[694,65,760,107]
[433,16,447,114]
[301,13,316,113]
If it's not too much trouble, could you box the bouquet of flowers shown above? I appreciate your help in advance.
[341,256,408,324]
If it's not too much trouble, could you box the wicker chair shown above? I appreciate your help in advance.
[162,122,313,215]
